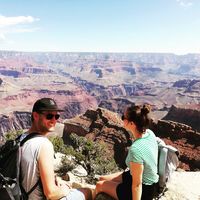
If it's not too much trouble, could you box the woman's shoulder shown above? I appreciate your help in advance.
[146,129,156,137]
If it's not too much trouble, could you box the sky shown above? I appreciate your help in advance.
[0,0,200,54]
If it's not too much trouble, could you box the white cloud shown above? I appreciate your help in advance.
[13,27,40,33]
[0,15,39,44]
[176,0,193,7]
[0,15,39,27]
[0,33,6,41]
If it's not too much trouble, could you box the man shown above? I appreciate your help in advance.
[20,98,92,200]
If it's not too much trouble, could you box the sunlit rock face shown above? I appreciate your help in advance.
[63,107,131,169]
[151,119,200,171]
[163,105,200,132]
[0,111,31,139]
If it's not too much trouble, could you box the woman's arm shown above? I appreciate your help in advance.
[99,171,123,182]
[130,161,144,200]
[38,141,70,200]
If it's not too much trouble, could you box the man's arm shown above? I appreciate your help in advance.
[38,141,70,200]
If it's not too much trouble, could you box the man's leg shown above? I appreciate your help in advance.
[99,172,123,182]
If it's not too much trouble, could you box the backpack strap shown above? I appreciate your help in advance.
[27,178,42,195]
[5,187,15,200]
[20,178,42,197]
[19,132,41,146]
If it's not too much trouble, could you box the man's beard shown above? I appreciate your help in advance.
[48,126,55,132]
[39,123,55,133]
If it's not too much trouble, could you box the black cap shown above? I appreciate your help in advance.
[32,98,64,112]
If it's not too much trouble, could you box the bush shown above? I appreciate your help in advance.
[48,135,65,153]
[68,133,119,176]
[49,134,120,183]
[56,155,76,176]
[4,129,24,140]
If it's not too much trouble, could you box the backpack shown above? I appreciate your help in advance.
[155,137,179,198]
[0,133,41,200]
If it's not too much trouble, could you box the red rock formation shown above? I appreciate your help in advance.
[151,119,200,171]
[63,108,131,169]
[0,111,31,142]
[163,105,200,132]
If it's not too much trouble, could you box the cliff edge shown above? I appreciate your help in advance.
[94,172,200,200]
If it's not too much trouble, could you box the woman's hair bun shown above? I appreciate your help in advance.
[141,104,150,115]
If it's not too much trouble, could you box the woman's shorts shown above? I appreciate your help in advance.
[116,170,156,200]
[116,170,132,200]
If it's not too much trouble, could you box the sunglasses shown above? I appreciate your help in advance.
[40,113,60,120]
[121,114,130,121]
[121,115,125,121]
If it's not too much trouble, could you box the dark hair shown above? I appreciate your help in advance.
[125,104,151,133]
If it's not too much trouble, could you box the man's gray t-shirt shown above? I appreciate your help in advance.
[21,135,49,199]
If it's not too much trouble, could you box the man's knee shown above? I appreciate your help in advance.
[99,176,106,181]
[96,181,105,193]
[78,188,92,200]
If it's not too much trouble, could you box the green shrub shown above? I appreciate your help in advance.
[56,155,76,176]
[48,135,65,153]
[68,133,119,176]
[49,134,120,182]
[5,129,24,140]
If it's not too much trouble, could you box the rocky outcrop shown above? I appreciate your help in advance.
[63,108,131,169]
[0,111,31,139]
[139,67,162,73]
[0,69,24,78]
[90,69,103,78]
[158,171,200,200]
[123,66,136,74]
[54,153,200,200]
[163,105,200,132]
[22,66,55,74]
[151,119,200,171]
[94,172,200,200]
[0,78,3,85]
[74,77,153,100]
[173,79,200,88]
[98,98,134,114]
[172,79,200,96]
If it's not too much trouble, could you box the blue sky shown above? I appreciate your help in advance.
[0,0,199,54]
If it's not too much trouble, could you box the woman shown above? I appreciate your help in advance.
[95,104,159,200]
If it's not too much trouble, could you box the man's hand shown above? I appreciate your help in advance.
[55,176,71,188]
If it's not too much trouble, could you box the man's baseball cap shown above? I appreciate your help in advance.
[32,98,64,112]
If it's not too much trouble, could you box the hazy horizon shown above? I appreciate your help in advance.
[1,50,199,56]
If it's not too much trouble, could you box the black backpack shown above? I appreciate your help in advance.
[0,133,41,200]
